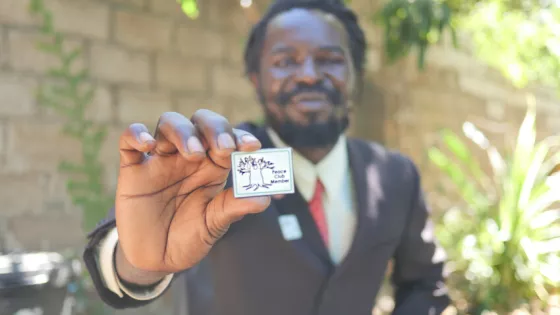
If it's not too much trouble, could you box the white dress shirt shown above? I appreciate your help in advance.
[95,129,357,300]
[266,128,357,264]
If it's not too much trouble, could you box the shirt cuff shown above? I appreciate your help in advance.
[95,226,174,301]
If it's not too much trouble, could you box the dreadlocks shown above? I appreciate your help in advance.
[243,0,367,84]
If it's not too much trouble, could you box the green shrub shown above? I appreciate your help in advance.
[429,95,560,314]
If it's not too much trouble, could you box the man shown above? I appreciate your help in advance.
[83,0,451,314]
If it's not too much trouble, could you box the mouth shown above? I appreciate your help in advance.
[290,92,330,111]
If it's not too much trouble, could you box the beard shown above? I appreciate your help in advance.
[267,113,349,148]
[258,80,350,148]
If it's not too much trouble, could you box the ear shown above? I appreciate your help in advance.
[249,73,259,90]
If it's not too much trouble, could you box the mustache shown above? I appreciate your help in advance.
[275,82,343,107]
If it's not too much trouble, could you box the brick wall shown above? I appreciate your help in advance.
[0,0,558,313]
[0,0,259,252]
[349,0,560,205]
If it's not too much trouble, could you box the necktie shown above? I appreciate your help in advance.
[309,179,329,247]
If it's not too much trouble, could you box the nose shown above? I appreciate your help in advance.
[295,57,321,85]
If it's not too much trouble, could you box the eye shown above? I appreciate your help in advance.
[274,56,298,68]
[316,55,345,65]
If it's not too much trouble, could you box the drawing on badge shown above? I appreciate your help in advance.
[237,156,275,191]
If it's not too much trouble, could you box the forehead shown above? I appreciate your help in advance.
[263,8,349,52]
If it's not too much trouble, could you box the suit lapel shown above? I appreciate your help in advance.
[252,126,334,270]
[239,125,400,279]
[333,138,376,267]
[329,139,393,276]
[273,187,333,267]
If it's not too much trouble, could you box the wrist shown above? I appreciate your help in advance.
[114,242,171,287]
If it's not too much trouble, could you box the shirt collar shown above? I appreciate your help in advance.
[266,128,349,202]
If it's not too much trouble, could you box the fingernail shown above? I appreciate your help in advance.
[186,136,204,154]
[241,134,259,144]
[217,133,235,150]
[139,132,155,144]
[255,196,271,206]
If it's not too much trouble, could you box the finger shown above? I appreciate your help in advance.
[191,109,237,167]
[119,123,156,166]
[154,112,206,160]
[271,194,285,200]
[206,188,271,234]
[232,128,262,152]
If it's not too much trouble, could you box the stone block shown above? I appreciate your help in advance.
[111,0,147,9]
[148,0,197,20]
[175,95,211,118]
[44,174,70,201]
[4,120,82,173]
[222,32,246,65]
[458,75,524,107]
[366,48,381,73]
[103,161,119,194]
[401,59,458,89]
[409,88,483,116]
[486,100,506,121]
[7,29,85,73]
[98,127,122,167]
[0,27,7,68]
[211,64,253,99]
[174,94,234,122]
[0,0,40,26]
[425,46,486,76]
[0,173,48,216]
[0,122,5,155]
[8,213,85,251]
[49,0,110,40]
[361,23,382,48]
[39,81,113,123]
[403,90,485,137]
[86,85,114,122]
[155,53,208,91]
[0,74,38,117]
[91,43,150,85]
[207,0,249,33]
[226,98,262,125]
[176,27,225,60]
[117,88,173,124]
[114,10,173,51]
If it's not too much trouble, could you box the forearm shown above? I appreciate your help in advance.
[114,242,171,286]
[83,223,174,308]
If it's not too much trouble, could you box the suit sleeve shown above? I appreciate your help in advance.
[390,159,451,315]
[82,207,175,309]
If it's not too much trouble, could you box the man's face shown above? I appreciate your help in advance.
[252,8,355,148]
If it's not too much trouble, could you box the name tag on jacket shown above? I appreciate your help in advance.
[278,214,302,241]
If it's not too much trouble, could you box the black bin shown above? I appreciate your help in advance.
[0,252,78,315]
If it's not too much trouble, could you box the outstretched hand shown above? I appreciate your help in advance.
[115,110,271,274]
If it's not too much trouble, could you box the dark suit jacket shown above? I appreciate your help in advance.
[83,122,450,315]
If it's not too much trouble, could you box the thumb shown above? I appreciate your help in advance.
[206,188,271,234]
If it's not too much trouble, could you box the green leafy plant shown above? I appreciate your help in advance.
[28,0,114,233]
[428,95,560,314]
[375,0,560,92]
[28,0,115,314]
[178,0,199,18]
[459,1,560,90]
[375,0,458,69]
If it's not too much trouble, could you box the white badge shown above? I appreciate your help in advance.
[231,148,295,198]
[278,214,302,241]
